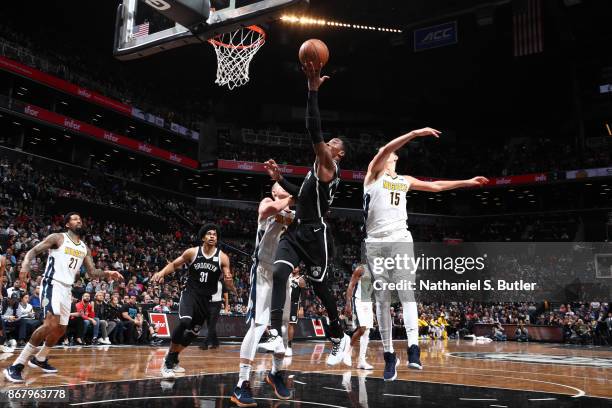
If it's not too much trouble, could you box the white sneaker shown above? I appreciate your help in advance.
[1,345,14,353]
[103,338,112,345]
[161,363,176,378]
[173,364,185,373]
[357,360,374,370]
[326,334,350,366]
[285,347,293,357]
[258,333,285,354]
[343,345,352,367]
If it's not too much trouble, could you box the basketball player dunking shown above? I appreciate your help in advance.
[151,224,236,378]
[261,61,349,397]
[4,212,124,383]
[343,263,374,370]
[364,129,488,380]
[231,183,295,407]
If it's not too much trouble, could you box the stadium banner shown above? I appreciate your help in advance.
[566,167,612,179]
[0,55,131,115]
[21,103,199,169]
[148,313,171,338]
[414,21,458,52]
[489,172,547,186]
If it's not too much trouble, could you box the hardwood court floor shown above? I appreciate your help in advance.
[0,339,611,407]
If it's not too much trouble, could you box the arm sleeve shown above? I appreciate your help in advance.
[306,91,323,144]
[277,177,300,197]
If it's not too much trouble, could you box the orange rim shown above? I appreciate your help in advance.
[208,25,266,50]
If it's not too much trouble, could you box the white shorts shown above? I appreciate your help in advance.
[365,229,415,303]
[353,299,374,329]
[41,278,72,326]
[246,261,292,326]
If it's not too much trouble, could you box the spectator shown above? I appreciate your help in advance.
[76,292,100,344]
[15,292,41,347]
[93,292,114,345]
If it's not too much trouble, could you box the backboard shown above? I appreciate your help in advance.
[113,0,308,60]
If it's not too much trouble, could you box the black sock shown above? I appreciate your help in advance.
[288,340,292,347]
[270,309,283,334]
[166,351,179,366]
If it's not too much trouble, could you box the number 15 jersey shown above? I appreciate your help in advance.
[186,246,223,296]
[363,173,411,237]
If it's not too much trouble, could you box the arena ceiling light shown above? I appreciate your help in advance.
[280,15,403,33]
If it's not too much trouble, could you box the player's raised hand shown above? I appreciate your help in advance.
[303,61,330,91]
[151,271,165,284]
[410,127,441,139]
[105,270,124,282]
[264,159,281,181]
[466,176,489,187]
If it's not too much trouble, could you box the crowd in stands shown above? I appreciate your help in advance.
[1,152,610,348]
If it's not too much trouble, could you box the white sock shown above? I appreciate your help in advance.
[237,363,252,387]
[401,301,419,347]
[359,329,370,362]
[14,343,37,366]
[271,353,284,375]
[375,301,394,353]
[35,343,50,361]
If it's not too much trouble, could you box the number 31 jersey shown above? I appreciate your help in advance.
[186,246,223,296]
[44,233,88,286]
[363,173,411,237]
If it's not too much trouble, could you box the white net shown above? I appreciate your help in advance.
[208,26,265,90]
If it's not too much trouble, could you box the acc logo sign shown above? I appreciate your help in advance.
[449,352,612,368]
[414,21,458,52]
[145,0,171,11]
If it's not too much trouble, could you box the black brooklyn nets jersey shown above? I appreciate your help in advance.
[185,246,222,296]
[295,161,341,221]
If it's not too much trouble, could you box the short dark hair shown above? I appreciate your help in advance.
[64,212,81,226]
[198,223,219,241]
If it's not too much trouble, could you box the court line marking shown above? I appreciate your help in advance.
[383,393,421,398]
[446,352,612,369]
[303,369,592,399]
[459,398,498,401]
[490,405,508,408]
[70,395,348,407]
[323,387,347,392]
[293,380,307,385]
[423,363,611,382]
[528,398,557,401]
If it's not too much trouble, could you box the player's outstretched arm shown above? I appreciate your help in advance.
[258,196,294,220]
[406,176,489,192]
[20,233,63,283]
[365,127,441,186]
[303,62,336,182]
[264,159,300,197]
[343,265,364,319]
[220,251,237,295]
[151,248,196,284]
[84,248,124,282]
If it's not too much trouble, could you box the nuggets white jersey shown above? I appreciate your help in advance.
[44,233,88,286]
[254,208,295,266]
[364,173,411,237]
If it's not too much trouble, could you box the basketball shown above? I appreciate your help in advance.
[299,39,329,67]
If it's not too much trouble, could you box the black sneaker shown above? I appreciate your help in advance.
[28,357,58,373]
[265,371,291,400]
[3,364,25,383]
[408,344,423,370]
[383,352,399,381]
[231,380,257,407]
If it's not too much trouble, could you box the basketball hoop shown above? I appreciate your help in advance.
[208,25,266,90]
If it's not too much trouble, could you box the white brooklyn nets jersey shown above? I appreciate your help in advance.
[363,173,410,237]
[254,209,295,266]
[43,233,88,286]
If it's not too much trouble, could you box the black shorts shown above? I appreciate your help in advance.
[178,290,211,329]
[274,221,334,282]
[289,301,299,323]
